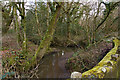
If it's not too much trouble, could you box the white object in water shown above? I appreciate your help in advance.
[71,71,82,78]
[62,51,64,56]
[53,54,55,56]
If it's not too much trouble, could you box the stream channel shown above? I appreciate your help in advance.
[37,47,77,78]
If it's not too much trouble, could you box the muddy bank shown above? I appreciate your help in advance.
[65,41,113,73]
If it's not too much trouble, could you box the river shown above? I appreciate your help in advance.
[37,47,77,78]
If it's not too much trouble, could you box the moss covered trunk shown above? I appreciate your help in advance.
[35,0,41,37]
[21,2,27,54]
[35,5,61,59]
[14,6,21,47]
[82,38,120,78]
[25,4,62,69]
[71,38,120,78]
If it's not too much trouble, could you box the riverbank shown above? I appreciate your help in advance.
[65,40,113,73]
[1,33,116,78]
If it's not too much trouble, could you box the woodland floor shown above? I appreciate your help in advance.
[2,33,114,77]
[65,40,113,73]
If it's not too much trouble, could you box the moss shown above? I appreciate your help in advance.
[23,5,62,70]
[81,38,120,78]
[70,38,120,78]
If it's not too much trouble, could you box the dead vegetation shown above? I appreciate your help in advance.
[65,40,113,73]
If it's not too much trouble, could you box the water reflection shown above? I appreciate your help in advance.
[38,48,75,78]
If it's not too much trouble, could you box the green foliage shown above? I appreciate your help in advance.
[2,1,120,78]
[26,2,48,44]
[72,51,80,57]
[7,29,15,34]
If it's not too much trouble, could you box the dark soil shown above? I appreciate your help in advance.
[65,41,113,73]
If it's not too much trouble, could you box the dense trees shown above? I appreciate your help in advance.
[2,2,14,35]
[31,2,62,67]
[1,0,120,78]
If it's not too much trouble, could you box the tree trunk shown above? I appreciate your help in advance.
[35,0,41,37]
[118,3,120,39]
[2,4,13,35]
[24,4,62,70]
[35,5,61,59]
[21,2,27,54]
[14,6,21,47]
[67,14,70,42]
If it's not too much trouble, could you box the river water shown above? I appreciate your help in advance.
[37,47,120,78]
[38,47,76,78]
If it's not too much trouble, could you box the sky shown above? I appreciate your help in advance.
[25,0,119,2]
[1,0,120,2]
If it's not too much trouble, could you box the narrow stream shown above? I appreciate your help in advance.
[38,47,76,78]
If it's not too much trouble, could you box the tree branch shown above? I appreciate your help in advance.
[95,1,120,31]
